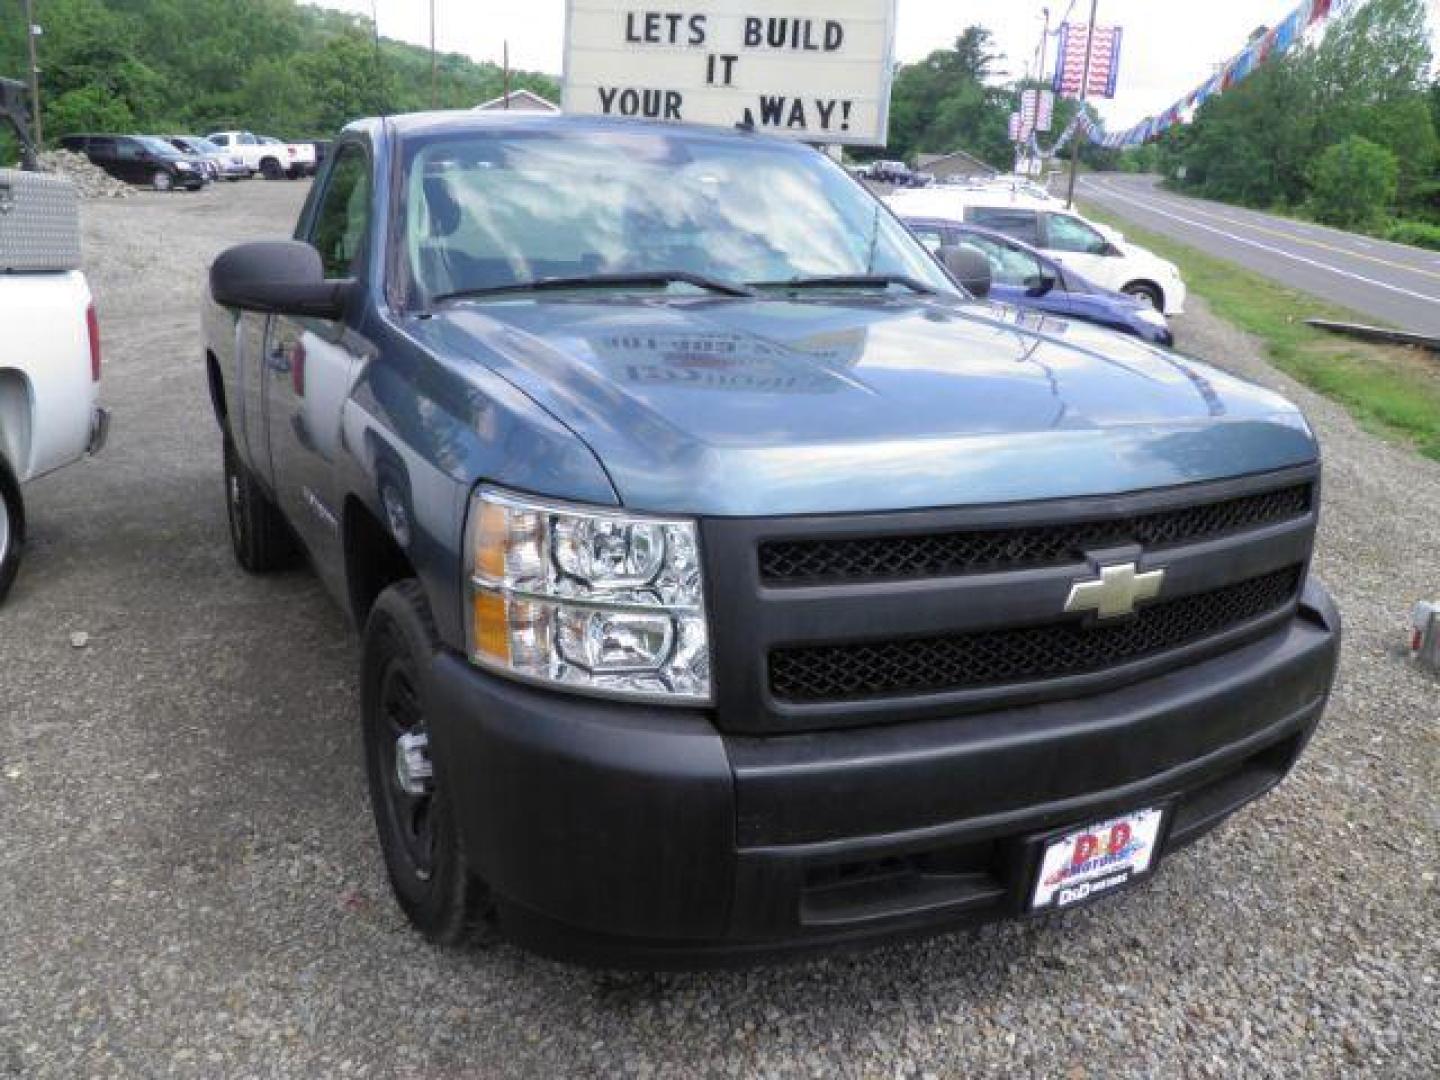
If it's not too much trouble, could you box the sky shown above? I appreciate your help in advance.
[318,0,1439,131]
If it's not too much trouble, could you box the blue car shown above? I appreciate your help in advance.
[904,217,1175,346]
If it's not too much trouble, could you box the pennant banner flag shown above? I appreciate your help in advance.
[1084,0,1341,149]
[1053,23,1124,100]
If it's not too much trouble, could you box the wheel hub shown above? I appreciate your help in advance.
[395,731,433,797]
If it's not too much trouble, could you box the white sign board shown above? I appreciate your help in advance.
[562,1,898,146]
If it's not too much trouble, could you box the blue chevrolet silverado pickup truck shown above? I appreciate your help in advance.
[202,112,1339,966]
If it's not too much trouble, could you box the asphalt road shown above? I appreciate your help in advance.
[0,180,1436,1077]
[1079,174,1440,337]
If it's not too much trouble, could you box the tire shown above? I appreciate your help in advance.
[260,158,283,180]
[362,580,491,944]
[0,456,24,604]
[151,169,173,192]
[223,435,300,572]
[1123,282,1164,312]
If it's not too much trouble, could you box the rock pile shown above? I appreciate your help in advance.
[36,149,134,198]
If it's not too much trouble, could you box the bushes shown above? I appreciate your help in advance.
[45,86,135,139]
[1308,136,1399,230]
[1385,219,1440,250]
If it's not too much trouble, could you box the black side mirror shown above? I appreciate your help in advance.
[1026,275,1058,298]
[939,245,992,299]
[210,240,357,320]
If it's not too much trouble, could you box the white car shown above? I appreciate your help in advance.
[0,164,108,601]
[886,188,1187,315]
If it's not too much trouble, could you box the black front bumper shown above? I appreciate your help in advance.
[427,579,1339,968]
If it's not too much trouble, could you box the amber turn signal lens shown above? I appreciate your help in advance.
[472,589,510,664]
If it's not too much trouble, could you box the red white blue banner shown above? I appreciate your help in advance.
[1053,23,1123,100]
[1091,0,1337,148]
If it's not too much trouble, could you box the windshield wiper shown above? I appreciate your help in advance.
[752,274,940,296]
[433,271,756,304]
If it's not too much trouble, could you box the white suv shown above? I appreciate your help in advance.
[887,188,1187,315]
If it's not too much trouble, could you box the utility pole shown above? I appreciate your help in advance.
[1035,6,1051,86]
[429,0,438,109]
[1065,0,1099,209]
[1023,6,1051,178]
[24,0,42,146]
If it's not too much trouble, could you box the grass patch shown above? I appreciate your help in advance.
[1081,201,1440,462]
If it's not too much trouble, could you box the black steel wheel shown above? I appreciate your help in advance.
[223,435,300,573]
[362,580,490,944]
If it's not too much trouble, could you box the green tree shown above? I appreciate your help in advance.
[0,0,558,143]
[45,84,134,136]
[1309,136,1399,229]
[296,26,399,134]
[1170,0,1436,228]
[885,29,1011,166]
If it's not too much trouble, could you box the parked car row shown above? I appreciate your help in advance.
[852,159,935,188]
[902,216,1175,346]
[886,185,1188,315]
[56,130,322,192]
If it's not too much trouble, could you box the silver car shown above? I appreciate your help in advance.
[167,136,248,182]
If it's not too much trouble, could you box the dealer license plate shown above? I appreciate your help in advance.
[1030,807,1166,912]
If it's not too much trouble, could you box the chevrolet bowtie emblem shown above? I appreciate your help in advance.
[1065,562,1166,620]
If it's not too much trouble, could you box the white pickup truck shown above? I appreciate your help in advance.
[206,130,316,179]
[1,84,108,601]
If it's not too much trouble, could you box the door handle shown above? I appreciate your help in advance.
[265,346,291,374]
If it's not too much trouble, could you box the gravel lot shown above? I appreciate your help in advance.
[0,180,1436,1078]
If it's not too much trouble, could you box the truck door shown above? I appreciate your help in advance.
[262,141,371,580]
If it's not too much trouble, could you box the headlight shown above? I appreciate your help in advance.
[175,161,193,170]
[464,486,709,702]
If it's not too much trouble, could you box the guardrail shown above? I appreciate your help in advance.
[1305,319,1440,353]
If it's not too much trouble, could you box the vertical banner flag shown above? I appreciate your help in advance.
[1053,23,1124,99]
[562,0,900,146]
[1020,87,1055,134]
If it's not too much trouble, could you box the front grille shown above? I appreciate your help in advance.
[769,565,1303,703]
[759,484,1312,586]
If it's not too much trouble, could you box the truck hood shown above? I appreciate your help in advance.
[414,296,1316,516]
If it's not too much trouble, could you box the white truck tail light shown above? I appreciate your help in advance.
[86,302,101,382]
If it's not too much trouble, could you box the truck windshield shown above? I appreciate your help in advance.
[400,127,955,302]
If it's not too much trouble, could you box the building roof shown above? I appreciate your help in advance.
[474,89,560,113]
[915,149,997,176]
